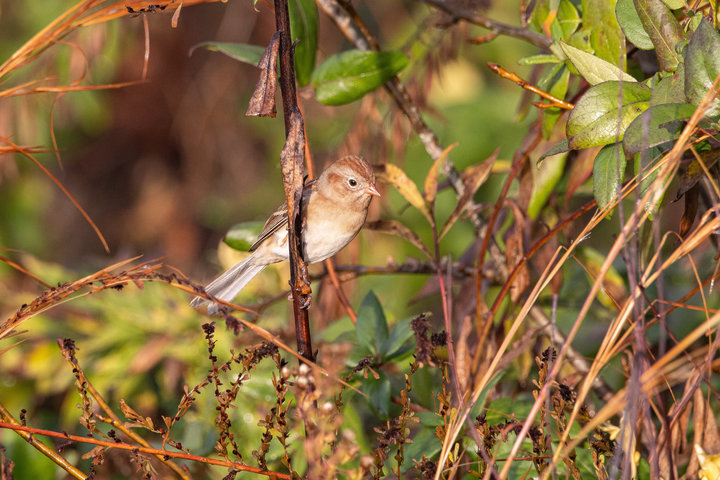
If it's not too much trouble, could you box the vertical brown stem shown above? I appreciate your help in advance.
[273,0,314,361]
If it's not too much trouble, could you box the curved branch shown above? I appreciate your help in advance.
[421,0,553,49]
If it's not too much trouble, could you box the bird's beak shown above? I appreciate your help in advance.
[365,184,381,197]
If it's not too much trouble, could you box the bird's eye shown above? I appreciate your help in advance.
[348,178,358,187]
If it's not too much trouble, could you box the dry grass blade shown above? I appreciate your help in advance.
[536,75,720,479]
[542,310,720,479]
[0,138,110,253]
[0,256,51,288]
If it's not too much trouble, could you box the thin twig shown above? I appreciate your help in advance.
[487,63,575,110]
[0,404,86,480]
[420,0,553,49]
[0,421,293,479]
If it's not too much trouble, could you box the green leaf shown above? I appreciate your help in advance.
[685,20,720,115]
[223,221,265,251]
[559,41,637,85]
[661,0,685,8]
[633,0,685,72]
[623,103,695,155]
[582,0,625,66]
[362,372,391,417]
[380,317,414,360]
[311,50,408,105]
[528,150,567,219]
[317,315,355,343]
[356,291,389,355]
[616,0,654,49]
[531,0,561,33]
[650,64,685,106]
[541,66,570,138]
[593,143,627,209]
[190,41,265,66]
[518,54,562,66]
[539,138,570,162]
[567,81,651,149]
[288,0,318,86]
[402,427,442,469]
[557,0,581,39]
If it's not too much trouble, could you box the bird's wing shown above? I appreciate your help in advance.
[248,179,316,252]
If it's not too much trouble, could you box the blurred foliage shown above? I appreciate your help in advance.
[1,0,720,479]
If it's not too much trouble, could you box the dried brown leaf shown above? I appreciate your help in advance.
[565,146,599,206]
[679,184,699,238]
[504,203,529,303]
[365,220,432,260]
[246,32,279,117]
[676,150,720,200]
[424,142,457,206]
[377,163,433,224]
[120,399,158,432]
[439,149,497,239]
[454,315,472,394]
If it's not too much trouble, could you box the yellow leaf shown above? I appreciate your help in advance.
[697,444,720,480]
[424,142,458,205]
[377,163,433,225]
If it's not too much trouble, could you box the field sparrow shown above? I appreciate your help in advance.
[191,155,380,312]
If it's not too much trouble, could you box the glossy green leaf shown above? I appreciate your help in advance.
[402,427,442,469]
[528,150,567,219]
[288,0,318,86]
[623,103,695,155]
[311,50,408,105]
[557,0,581,39]
[356,291,389,355]
[559,41,637,85]
[593,143,627,209]
[582,0,625,66]
[362,371,391,417]
[541,65,570,138]
[661,0,685,8]
[190,41,265,66]
[616,0,654,49]
[223,221,265,251]
[531,0,561,33]
[567,81,651,149]
[685,20,720,115]
[518,54,562,65]
[539,138,570,162]
[633,0,685,72]
[380,317,414,361]
[650,64,685,106]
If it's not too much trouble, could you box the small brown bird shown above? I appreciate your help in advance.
[191,155,380,312]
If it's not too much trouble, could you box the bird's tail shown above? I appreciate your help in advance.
[190,256,267,314]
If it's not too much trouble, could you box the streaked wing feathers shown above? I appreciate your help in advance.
[248,179,316,252]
